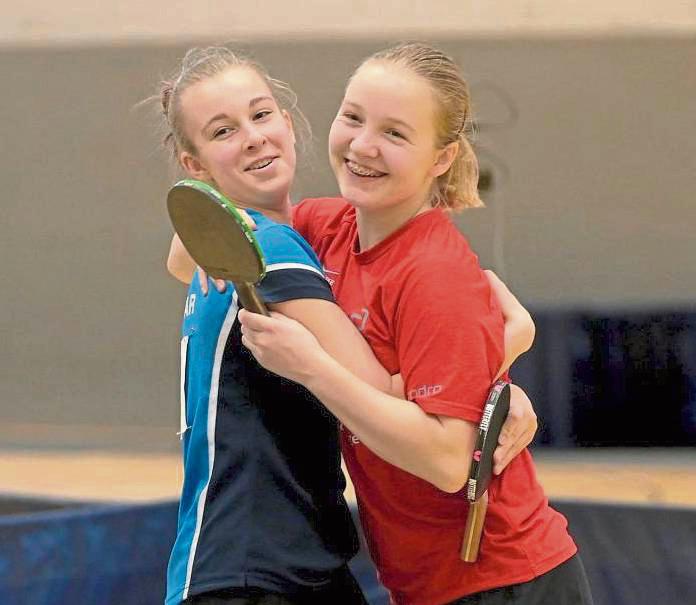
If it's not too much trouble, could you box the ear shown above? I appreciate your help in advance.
[281,109,296,145]
[179,150,211,181]
[430,141,459,179]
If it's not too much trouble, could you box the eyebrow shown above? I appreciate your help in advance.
[202,113,229,133]
[249,95,274,107]
[201,96,275,133]
[342,101,416,134]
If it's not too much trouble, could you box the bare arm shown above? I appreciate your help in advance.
[240,309,475,493]
[167,234,227,294]
[485,270,535,380]
[484,271,537,473]
[167,234,197,284]
[240,269,538,488]
[304,353,476,494]
[268,298,393,395]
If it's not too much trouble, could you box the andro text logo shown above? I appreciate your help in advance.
[408,384,443,400]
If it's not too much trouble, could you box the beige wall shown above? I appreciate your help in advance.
[4,1,696,46]
[2,34,694,448]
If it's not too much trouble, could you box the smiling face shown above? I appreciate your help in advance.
[328,61,456,220]
[177,66,296,213]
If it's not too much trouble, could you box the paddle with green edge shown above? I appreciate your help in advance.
[167,179,269,316]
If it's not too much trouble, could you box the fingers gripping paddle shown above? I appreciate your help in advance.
[167,179,269,315]
[460,380,510,562]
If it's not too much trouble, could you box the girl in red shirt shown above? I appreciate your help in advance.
[240,43,593,605]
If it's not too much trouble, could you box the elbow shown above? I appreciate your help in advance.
[426,424,477,493]
[432,455,470,494]
[517,310,536,354]
[166,256,183,282]
[166,253,191,284]
[524,312,536,351]
[437,471,469,494]
[166,253,177,278]
[524,310,536,353]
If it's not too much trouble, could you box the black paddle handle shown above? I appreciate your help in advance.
[235,282,270,316]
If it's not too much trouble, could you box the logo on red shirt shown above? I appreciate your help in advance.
[407,384,443,400]
[349,308,369,332]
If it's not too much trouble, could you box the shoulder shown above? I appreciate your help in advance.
[293,197,354,245]
[249,217,333,303]
[387,215,492,317]
[394,211,483,286]
[254,217,323,271]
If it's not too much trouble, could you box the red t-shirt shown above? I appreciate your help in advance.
[293,198,577,605]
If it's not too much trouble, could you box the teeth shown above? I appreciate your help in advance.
[346,160,384,177]
[248,158,273,171]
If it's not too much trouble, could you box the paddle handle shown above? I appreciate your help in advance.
[236,282,270,316]
[460,492,488,562]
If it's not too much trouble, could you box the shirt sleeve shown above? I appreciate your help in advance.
[393,254,505,423]
[254,223,334,305]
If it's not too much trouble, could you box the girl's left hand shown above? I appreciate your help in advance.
[492,383,537,475]
[197,268,227,295]
[238,309,328,384]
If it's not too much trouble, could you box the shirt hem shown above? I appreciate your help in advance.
[390,544,578,605]
[414,399,482,424]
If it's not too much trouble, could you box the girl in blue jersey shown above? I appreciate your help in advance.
[160,47,538,605]
[158,47,390,605]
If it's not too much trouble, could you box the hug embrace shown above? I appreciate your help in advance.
[158,42,593,605]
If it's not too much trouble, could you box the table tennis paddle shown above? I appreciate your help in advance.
[460,379,511,562]
[166,179,269,316]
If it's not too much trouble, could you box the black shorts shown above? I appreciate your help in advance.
[447,554,594,605]
[181,564,368,605]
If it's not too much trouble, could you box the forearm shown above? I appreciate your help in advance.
[485,270,535,379]
[167,234,196,284]
[271,299,393,394]
[494,311,535,380]
[304,352,475,493]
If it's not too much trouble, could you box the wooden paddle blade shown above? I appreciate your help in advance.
[461,493,488,562]
[167,180,265,283]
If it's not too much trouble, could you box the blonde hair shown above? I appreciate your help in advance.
[155,46,311,163]
[358,43,483,211]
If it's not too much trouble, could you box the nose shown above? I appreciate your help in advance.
[244,123,266,150]
[349,129,378,159]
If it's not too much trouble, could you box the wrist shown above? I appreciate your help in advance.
[303,351,345,397]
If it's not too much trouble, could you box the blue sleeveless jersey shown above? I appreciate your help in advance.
[165,211,359,605]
